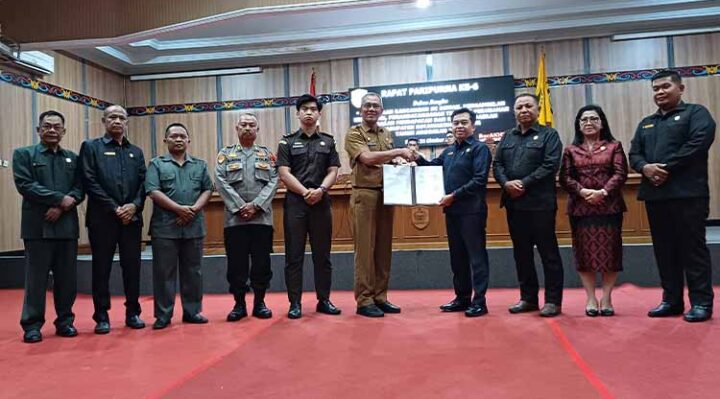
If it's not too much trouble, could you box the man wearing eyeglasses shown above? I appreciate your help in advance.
[13,110,84,343]
[277,94,342,319]
[493,93,564,317]
[344,92,416,317]
[629,70,716,322]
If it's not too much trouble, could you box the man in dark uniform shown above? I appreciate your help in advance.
[145,123,213,329]
[629,70,716,322]
[416,108,492,317]
[79,105,147,334]
[344,92,416,317]
[277,94,341,319]
[493,93,564,317]
[216,113,279,321]
[13,110,84,343]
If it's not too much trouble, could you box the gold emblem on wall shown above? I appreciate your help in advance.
[411,206,430,230]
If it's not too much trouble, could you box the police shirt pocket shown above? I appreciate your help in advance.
[316,145,331,155]
[226,162,243,183]
[254,162,271,182]
[524,141,544,162]
[290,147,308,157]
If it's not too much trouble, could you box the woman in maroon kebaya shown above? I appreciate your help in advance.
[560,105,628,317]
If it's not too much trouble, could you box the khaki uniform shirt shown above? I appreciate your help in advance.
[344,125,395,188]
[215,144,279,227]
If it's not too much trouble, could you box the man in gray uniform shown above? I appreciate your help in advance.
[13,110,84,343]
[216,113,279,321]
[145,123,213,330]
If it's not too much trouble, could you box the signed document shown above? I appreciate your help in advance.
[383,165,444,205]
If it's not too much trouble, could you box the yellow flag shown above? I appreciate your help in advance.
[535,52,553,127]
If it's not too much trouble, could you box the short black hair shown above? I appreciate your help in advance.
[450,108,476,125]
[406,137,419,144]
[572,104,616,145]
[515,93,540,106]
[651,69,682,84]
[296,94,322,112]
[165,123,189,137]
[38,110,65,126]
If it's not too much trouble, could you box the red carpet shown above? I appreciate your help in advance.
[1,286,718,399]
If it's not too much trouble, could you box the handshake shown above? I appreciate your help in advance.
[391,148,420,166]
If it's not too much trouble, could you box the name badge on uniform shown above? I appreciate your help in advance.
[104,151,116,156]
[227,162,242,171]
[292,143,304,149]
[228,152,238,159]
[447,152,454,156]
[65,158,72,163]
[255,161,270,170]
[643,124,654,129]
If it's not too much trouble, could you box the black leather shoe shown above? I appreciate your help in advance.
[182,314,208,324]
[252,301,273,319]
[317,300,342,315]
[55,324,78,337]
[288,302,302,319]
[600,308,615,317]
[375,301,401,314]
[357,304,384,318]
[23,329,42,343]
[125,315,146,329]
[508,300,540,314]
[227,303,248,322]
[540,303,562,317]
[153,319,171,330]
[585,307,599,317]
[94,321,111,334]
[465,304,488,317]
[440,298,471,312]
[647,302,684,318]
[683,305,712,323]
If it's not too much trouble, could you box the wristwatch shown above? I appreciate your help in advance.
[320,185,328,193]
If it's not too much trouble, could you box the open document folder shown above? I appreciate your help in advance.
[382,165,445,205]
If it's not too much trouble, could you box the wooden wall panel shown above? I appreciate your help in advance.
[156,76,216,104]
[673,33,720,66]
[289,62,331,97]
[126,81,151,107]
[509,39,584,78]
[431,47,505,81]
[220,67,285,100]
[42,52,84,94]
[86,63,125,105]
[330,59,355,92]
[589,37,667,72]
[547,85,586,145]
[592,80,657,156]
[683,77,720,218]
[358,54,427,86]
[0,84,33,252]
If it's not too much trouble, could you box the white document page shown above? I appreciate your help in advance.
[414,166,445,205]
[382,165,413,205]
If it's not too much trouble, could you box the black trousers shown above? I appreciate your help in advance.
[446,213,490,306]
[151,237,204,321]
[88,220,142,322]
[506,209,564,305]
[646,198,714,307]
[224,224,273,300]
[283,194,333,303]
[20,239,77,332]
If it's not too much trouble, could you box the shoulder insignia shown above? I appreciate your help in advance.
[283,132,296,138]
[279,139,288,145]
[217,153,227,164]
[643,123,654,129]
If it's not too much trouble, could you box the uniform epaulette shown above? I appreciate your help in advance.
[282,131,296,138]
[320,132,335,139]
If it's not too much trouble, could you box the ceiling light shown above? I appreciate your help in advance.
[416,0,431,9]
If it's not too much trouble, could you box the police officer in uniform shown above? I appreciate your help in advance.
[344,92,416,317]
[13,110,84,343]
[216,113,279,321]
[629,70,716,322]
[416,108,492,317]
[145,123,214,329]
[79,105,147,334]
[277,94,341,319]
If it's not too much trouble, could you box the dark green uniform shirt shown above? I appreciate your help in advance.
[13,143,85,239]
[145,154,213,239]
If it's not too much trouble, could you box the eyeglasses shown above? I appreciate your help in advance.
[579,116,600,124]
